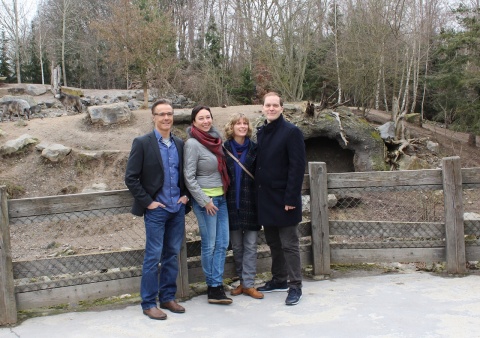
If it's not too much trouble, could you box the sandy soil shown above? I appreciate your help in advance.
[1,86,480,200]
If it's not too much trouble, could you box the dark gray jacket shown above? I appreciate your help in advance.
[125,131,188,216]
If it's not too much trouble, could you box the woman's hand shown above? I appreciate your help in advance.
[205,199,219,215]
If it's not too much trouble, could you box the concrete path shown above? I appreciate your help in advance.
[1,271,480,338]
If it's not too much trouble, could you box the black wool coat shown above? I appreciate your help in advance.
[224,139,261,231]
[125,131,188,216]
[255,114,306,227]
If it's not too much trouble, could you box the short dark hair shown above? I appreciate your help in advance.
[263,92,283,107]
[191,105,212,123]
[151,99,173,115]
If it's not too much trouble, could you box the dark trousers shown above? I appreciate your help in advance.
[264,225,302,288]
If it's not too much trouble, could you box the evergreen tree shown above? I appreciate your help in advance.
[205,16,222,68]
[429,5,480,133]
[0,31,12,81]
[22,24,43,83]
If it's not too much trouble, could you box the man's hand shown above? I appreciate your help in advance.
[285,205,296,211]
[147,201,165,209]
[178,195,189,205]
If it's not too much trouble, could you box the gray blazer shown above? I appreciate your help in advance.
[125,131,188,216]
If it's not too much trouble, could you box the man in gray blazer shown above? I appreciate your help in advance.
[125,99,189,320]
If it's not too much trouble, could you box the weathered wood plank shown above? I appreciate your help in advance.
[16,276,141,311]
[442,157,467,273]
[13,250,144,279]
[331,240,445,249]
[466,245,480,261]
[8,189,134,219]
[15,268,142,293]
[309,162,331,275]
[330,221,445,238]
[461,167,480,185]
[331,247,445,264]
[327,169,443,190]
[0,186,17,324]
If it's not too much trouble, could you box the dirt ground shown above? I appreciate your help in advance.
[0,88,263,198]
[1,86,480,199]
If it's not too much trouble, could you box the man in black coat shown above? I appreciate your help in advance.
[125,99,189,320]
[255,92,306,306]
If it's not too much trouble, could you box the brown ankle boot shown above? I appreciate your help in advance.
[243,287,264,299]
[231,284,243,296]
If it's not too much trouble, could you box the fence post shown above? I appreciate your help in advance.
[442,157,467,274]
[176,234,189,299]
[309,162,331,276]
[0,186,17,325]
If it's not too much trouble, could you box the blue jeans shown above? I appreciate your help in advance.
[192,196,229,287]
[141,205,185,310]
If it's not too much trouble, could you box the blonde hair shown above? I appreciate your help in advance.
[224,113,253,140]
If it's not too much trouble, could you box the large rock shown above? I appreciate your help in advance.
[398,155,430,170]
[41,143,72,162]
[172,108,193,124]
[377,122,396,140]
[88,103,132,125]
[25,84,48,96]
[0,134,38,155]
[61,86,84,97]
[277,106,388,172]
[1,95,37,107]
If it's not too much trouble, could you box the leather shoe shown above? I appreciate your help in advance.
[231,284,243,296]
[160,300,185,313]
[143,307,167,320]
[243,287,264,299]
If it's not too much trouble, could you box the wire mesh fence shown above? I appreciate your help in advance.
[328,185,447,249]
[10,209,200,291]
[463,187,480,248]
[7,175,480,292]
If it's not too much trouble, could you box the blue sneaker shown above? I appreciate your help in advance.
[285,288,302,305]
[257,280,289,293]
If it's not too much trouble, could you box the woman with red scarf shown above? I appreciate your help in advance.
[184,105,232,305]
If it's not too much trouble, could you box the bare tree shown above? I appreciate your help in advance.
[92,0,177,107]
[0,0,30,83]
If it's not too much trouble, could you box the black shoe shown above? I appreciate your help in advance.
[285,288,302,305]
[257,280,289,293]
[208,286,233,305]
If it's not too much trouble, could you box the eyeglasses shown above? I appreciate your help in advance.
[153,112,174,117]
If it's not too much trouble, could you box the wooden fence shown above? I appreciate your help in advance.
[1,156,479,325]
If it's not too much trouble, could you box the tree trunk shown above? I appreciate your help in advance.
[61,1,67,87]
[14,0,21,83]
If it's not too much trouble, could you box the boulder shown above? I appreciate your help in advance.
[1,95,37,107]
[172,109,193,125]
[427,141,440,153]
[279,106,388,172]
[377,122,396,140]
[405,113,420,124]
[61,86,84,97]
[88,103,132,125]
[398,155,430,170]
[25,84,48,96]
[0,134,38,155]
[41,143,72,162]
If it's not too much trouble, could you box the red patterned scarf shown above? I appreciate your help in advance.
[190,125,230,192]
